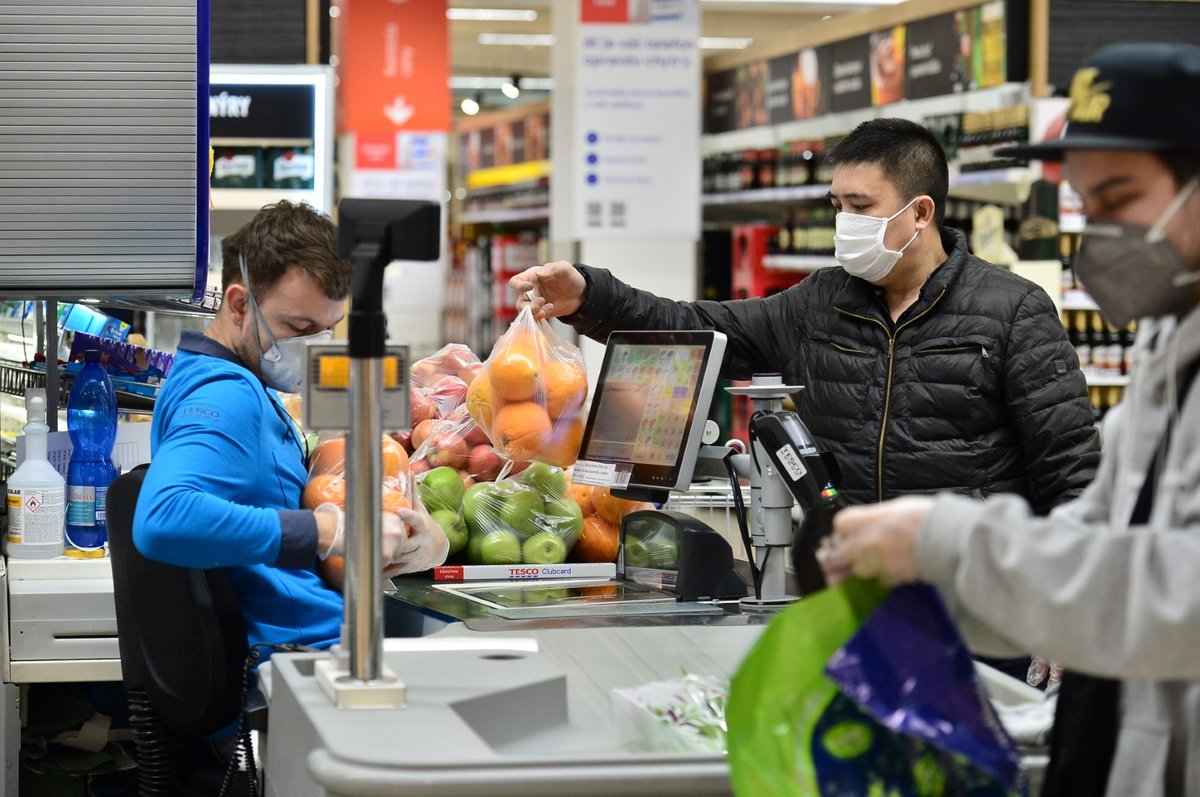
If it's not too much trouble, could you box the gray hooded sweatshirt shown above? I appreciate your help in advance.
[917,307,1200,797]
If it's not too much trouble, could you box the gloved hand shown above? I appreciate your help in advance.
[314,502,345,560]
[382,507,450,578]
[314,504,431,571]
[1027,656,1063,689]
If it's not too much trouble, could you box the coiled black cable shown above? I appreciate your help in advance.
[127,687,174,796]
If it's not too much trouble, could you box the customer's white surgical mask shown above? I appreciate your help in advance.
[239,255,332,394]
[834,196,921,283]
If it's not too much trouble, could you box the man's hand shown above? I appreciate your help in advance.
[508,261,587,319]
[314,503,344,560]
[818,496,933,586]
[383,508,450,578]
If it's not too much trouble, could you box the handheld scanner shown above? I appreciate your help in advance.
[748,410,846,550]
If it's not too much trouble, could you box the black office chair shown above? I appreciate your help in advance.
[107,464,254,796]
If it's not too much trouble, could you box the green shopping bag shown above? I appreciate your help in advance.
[727,578,887,796]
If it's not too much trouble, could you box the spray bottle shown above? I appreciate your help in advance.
[6,388,65,558]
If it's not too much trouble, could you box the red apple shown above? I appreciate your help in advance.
[430,375,468,410]
[459,362,483,385]
[389,430,414,455]
[411,419,436,451]
[410,459,430,475]
[465,423,489,447]
[410,391,437,425]
[409,359,443,388]
[430,430,470,469]
[468,444,503,480]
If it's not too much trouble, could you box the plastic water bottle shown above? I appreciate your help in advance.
[6,389,66,559]
[66,350,118,558]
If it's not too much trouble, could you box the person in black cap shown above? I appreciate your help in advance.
[822,42,1200,796]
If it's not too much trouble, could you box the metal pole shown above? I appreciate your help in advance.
[44,299,58,432]
[346,357,383,682]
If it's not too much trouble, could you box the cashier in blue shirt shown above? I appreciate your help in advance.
[134,200,438,651]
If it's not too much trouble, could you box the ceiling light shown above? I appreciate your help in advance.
[450,76,555,90]
[461,96,480,115]
[447,8,538,22]
[699,37,753,50]
[477,33,555,46]
[501,77,521,99]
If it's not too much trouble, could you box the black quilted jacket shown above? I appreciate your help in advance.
[567,228,1100,513]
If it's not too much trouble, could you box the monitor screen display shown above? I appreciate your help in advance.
[577,331,726,495]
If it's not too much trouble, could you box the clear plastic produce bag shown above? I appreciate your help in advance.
[467,307,588,467]
[418,461,585,565]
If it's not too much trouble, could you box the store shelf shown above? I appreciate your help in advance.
[702,184,830,206]
[762,254,837,272]
[702,167,1035,208]
[459,206,550,225]
[1086,373,1130,388]
[0,360,156,414]
[211,188,322,211]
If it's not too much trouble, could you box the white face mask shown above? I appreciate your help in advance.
[833,196,921,283]
[239,255,332,394]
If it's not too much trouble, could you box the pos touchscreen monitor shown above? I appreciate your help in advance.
[575,331,727,501]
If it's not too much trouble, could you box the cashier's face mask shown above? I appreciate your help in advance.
[833,196,921,283]
[1075,175,1200,329]
[238,255,333,394]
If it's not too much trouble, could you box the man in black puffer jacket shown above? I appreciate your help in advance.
[513,118,1099,515]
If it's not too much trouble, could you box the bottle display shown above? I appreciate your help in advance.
[6,389,66,559]
[65,350,119,558]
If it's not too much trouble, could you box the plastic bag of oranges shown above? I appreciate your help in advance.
[301,433,417,588]
[467,306,588,467]
[409,343,483,424]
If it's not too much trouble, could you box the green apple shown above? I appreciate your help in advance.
[465,530,486,564]
[430,509,468,557]
[540,497,584,541]
[520,462,568,499]
[623,536,651,568]
[522,587,569,606]
[522,531,569,564]
[479,529,522,565]
[462,481,506,535]
[419,466,465,513]
[498,486,545,538]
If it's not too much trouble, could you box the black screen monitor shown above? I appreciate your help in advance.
[575,331,727,501]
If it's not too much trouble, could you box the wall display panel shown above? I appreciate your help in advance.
[0,0,207,299]
[210,0,307,64]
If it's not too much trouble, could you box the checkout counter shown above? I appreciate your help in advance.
[261,200,1047,796]
[266,315,846,795]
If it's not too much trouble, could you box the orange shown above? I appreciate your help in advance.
[543,361,587,419]
[381,435,409,479]
[303,473,345,510]
[594,488,650,526]
[382,489,411,514]
[539,414,584,468]
[571,515,621,563]
[466,373,495,432]
[319,556,346,591]
[308,437,346,477]
[568,481,595,516]
[490,344,539,402]
[491,401,552,461]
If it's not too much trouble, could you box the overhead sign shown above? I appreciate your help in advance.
[572,0,701,239]
[336,0,449,134]
[209,83,315,139]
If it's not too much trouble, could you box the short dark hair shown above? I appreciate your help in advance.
[220,200,350,300]
[828,118,949,226]
[1158,149,1200,188]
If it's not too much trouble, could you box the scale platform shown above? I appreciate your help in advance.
[430,578,726,621]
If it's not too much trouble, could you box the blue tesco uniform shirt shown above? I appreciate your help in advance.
[134,331,341,651]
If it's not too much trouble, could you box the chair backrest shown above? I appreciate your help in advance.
[107,464,249,737]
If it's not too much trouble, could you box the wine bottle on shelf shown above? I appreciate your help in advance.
[1060,233,1076,294]
[1071,311,1091,374]
[1122,321,1138,375]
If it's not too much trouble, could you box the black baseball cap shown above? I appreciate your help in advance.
[997,42,1200,162]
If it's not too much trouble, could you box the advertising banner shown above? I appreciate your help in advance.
[573,0,701,239]
[336,0,449,134]
[702,0,1008,134]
